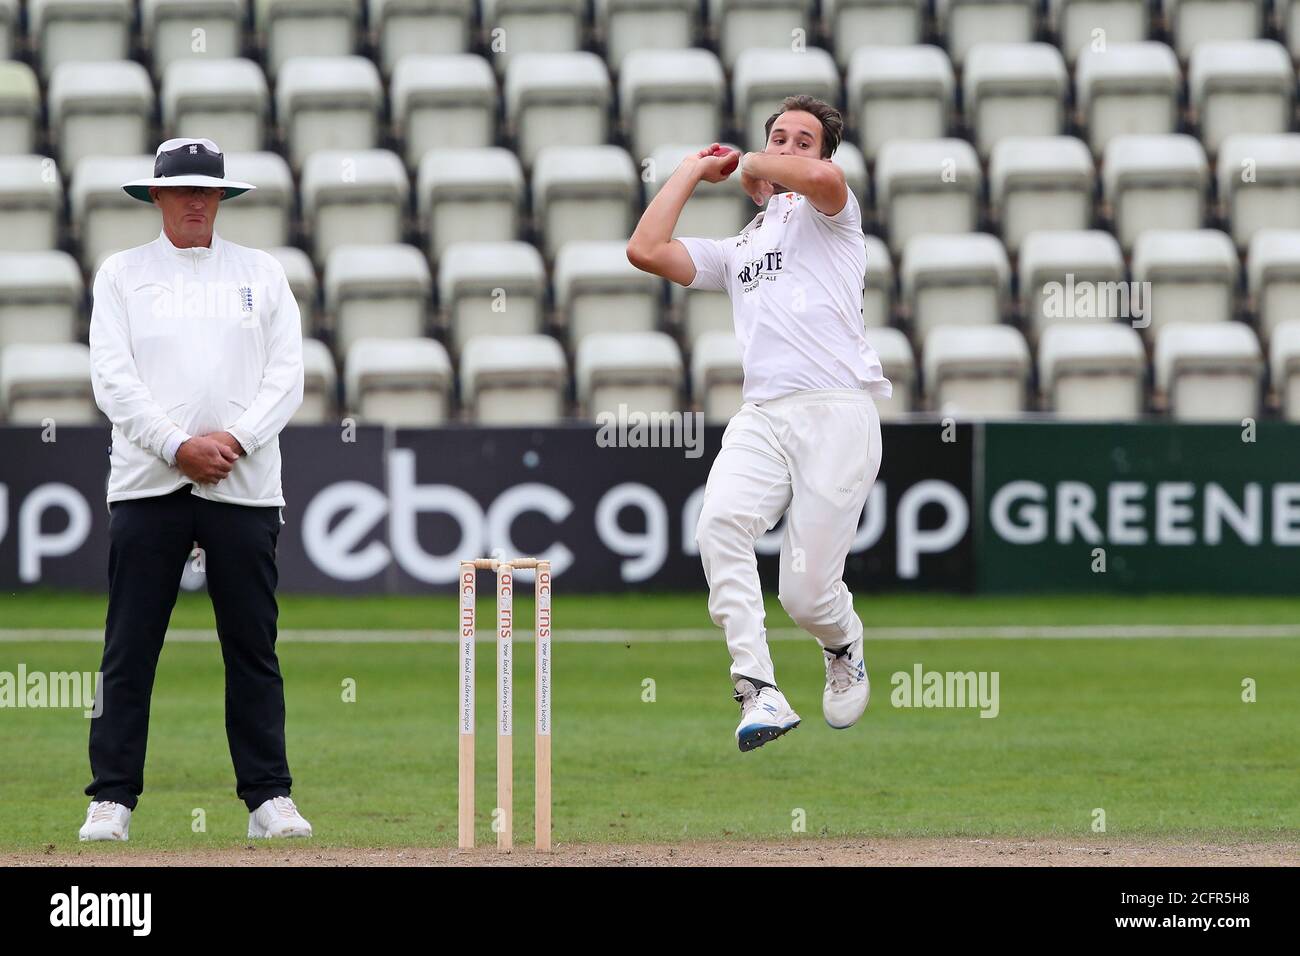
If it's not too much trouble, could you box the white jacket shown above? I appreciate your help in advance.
[89,229,304,507]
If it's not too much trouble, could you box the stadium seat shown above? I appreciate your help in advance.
[326,244,431,358]
[344,336,453,425]
[596,0,700,73]
[875,138,981,255]
[1188,41,1292,157]
[0,0,16,60]
[163,59,270,155]
[619,49,725,163]
[531,145,639,259]
[1217,135,1300,251]
[370,0,478,76]
[924,324,1030,417]
[0,156,64,253]
[1163,0,1264,62]
[296,336,337,423]
[460,333,569,424]
[142,0,245,79]
[0,342,97,424]
[1037,323,1146,420]
[265,246,319,338]
[709,0,815,73]
[480,0,587,76]
[1247,230,1300,347]
[300,149,409,267]
[418,148,524,263]
[900,233,1009,346]
[505,52,611,168]
[647,144,751,241]
[1018,230,1126,343]
[218,152,294,249]
[862,235,894,329]
[1075,42,1181,158]
[822,0,926,68]
[732,48,840,153]
[555,240,664,348]
[1155,322,1262,421]
[392,54,498,170]
[1102,134,1208,254]
[1047,0,1149,64]
[691,330,743,424]
[989,136,1094,256]
[963,44,1068,160]
[1132,229,1239,341]
[0,62,40,156]
[71,155,160,270]
[1269,319,1300,421]
[832,141,870,216]
[30,0,132,80]
[437,241,546,353]
[861,325,915,418]
[256,0,361,79]
[846,45,953,162]
[935,0,1037,67]
[0,251,83,351]
[1281,0,1300,61]
[48,61,153,174]
[671,280,732,352]
[576,331,684,418]
[277,56,383,172]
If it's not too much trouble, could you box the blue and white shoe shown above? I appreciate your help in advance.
[734,679,801,752]
[822,634,869,729]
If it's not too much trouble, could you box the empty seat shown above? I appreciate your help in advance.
[301,149,409,267]
[936,0,1037,66]
[71,155,160,269]
[648,144,751,240]
[863,235,894,328]
[1189,41,1292,157]
[370,0,478,75]
[964,44,1068,160]
[392,54,498,170]
[30,0,132,79]
[532,145,638,259]
[418,147,524,263]
[438,241,546,352]
[847,45,953,162]
[1217,134,1300,251]
[823,0,926,68]
[862,325,915,417]
[0,342,97,423]
[1282,0,1300,61]
[710,0,814,72]
[326,243,431,358]
[577,331,683,417]
[505,52,611,168]
[875,138,981,255]
[1048,0,1149,64]
[555,239,664,347]
[691,330,743,424]
[619,48,725,163]
[0,156,64,252]
[163,59,270,155]
[1269,319,1300,420]
[989,135,1094,255]
[671,280,732,352]
[832,142,870,221]
[596,0,699,72]
[1102,134,1208,253]
[344,336,452,425]
[1163,0,1264,61]
[1038,323,1146,419]
[277,56,383,172]
[1075,42,1181,157]
[1155,322,1262,420]
[266,246,319,337]
[142,0,245,79]
[1132,229,1238,340]
[257,0,361,79]
[481,0,587,75]
[733,48,840,152]
[1019,230,1127,341]
[1249,230,1300,347]
[218,152,294,248]
[48,61,153,173]
[0,62,40,156]
[900,233,1009,346]
[0,251,83,350]
[923,324,1030,416]
[296,337,337,423]
[461,333,569,424]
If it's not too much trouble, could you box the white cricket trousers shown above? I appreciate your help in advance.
[695,388,883,687]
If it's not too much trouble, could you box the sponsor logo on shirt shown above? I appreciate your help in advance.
[737,249,783,292]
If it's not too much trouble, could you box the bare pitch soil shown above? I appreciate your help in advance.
[5,838,1297,867]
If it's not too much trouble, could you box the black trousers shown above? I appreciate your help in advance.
[86,485,293,813]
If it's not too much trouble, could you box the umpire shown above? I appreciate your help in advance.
[79,137,312,841]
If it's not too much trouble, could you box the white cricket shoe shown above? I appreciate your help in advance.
[734,679,801,752]
[822,633,870,729]
[79,801,131,841]
[247,796,313,838]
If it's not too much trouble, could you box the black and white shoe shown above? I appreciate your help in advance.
[734,678,801,752]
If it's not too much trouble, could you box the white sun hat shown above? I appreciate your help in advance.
[121,137,257,202]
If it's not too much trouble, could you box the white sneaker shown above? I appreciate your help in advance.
[247,796,313,838]
[79,801,131,841]
[822,633,870,729]
[734,679,801,752]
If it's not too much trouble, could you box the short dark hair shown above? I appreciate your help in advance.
[763,95,843,159]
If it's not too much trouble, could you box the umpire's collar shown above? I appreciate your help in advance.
[157,228,223,260]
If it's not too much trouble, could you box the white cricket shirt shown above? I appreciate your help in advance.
[677,188,892,404]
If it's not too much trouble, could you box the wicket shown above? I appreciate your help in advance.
[458,557,552,852]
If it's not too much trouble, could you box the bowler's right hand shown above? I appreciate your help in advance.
[694,143,740,183]
[175,436,239,485]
